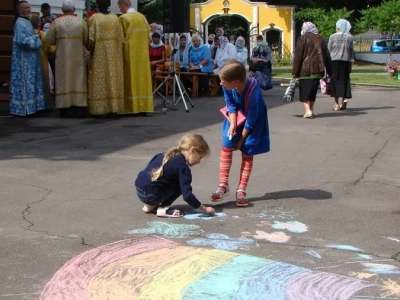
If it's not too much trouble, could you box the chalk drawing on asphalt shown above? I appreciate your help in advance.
[187,233,254,251]
[385,237,400,243]
[251,230,291,243]
[184,212,227,220]
[357,254,373,260]
[306,250,322,259]
[128,221,202,238]
[256,221,271,227]
[380,278,400,297]
[362,263,400,275]
[40,236,375,300]
[327,245,363,252]
[251,209,298,220]
[349,272,377,279]
[271,220,308,233]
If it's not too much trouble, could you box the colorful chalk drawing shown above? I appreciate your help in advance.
[357,254,373,260]
[349,272,377,279]
[187,233,254,251]
[251,208,298,220]
[40,236,375,299]
[256,220,271,227]
[306,250,322,259]
[385,237,400,242]
[128,221,202,238]
[327,245,363,252]
[250,230,291,243]
[362,263,400,275]
[381,278,400,297]
[271,220,308,233]
[184,212,227,220]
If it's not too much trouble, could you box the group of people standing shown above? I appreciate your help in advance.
[10,0,154,117]
[292,20,355,118]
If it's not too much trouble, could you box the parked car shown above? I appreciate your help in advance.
[370,39,400,52]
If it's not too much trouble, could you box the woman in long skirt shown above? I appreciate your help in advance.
[328,19,355,111]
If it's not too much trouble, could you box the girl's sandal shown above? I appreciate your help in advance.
[156,206,183,218]
[211,184,229,202]
[236,190,249,207]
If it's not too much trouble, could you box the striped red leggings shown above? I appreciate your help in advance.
[219,147,254,191]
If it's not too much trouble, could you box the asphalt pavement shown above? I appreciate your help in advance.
[0,83,399,299]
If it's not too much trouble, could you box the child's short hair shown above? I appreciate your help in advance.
[219,60,247,83]
[151,133,210,181]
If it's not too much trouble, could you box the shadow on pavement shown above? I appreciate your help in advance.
[249,188,333,201]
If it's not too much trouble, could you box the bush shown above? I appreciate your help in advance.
[271,54,293,66]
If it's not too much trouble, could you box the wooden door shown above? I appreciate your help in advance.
[0,0,18,100]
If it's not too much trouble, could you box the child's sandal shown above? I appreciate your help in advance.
[236,190,249,207]
[211,184,229,202]
[156,206,183,218]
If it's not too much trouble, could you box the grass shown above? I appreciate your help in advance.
[273,66,400,87]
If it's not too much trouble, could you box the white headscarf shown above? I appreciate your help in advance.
[191,33,204,51]
[215,28,225,37]
[336,19,352,34]
[302,22,319,35]
[235,36,245,52]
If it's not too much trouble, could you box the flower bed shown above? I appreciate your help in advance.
[385,59,400,79]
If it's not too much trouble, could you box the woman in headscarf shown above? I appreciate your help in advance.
[171,33,191,71]
[169,33,192,94]
[328,19,355,111]
[216,27,225,37]
[149,32,165,71]
[188,33,213,96]
[292,22,332,118]
[213,36,237,75]
[235,36,248,66]
[249,35,272,91]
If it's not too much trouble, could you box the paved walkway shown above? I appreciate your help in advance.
[0,84,399,299]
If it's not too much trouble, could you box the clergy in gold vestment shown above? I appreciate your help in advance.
[118,0,153,114]
[46,0,88,114]
[87,0,125,116]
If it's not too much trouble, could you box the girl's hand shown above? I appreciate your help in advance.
[204,207,215,215]
[228,124,236,138]
[234,136,244,151]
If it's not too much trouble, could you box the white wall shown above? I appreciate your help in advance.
[355,52,400,64]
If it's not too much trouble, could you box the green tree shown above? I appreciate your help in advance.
[356,0,400,37]
[295,7,353,37]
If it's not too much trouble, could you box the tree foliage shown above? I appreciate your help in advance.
[355,0,400,36]
[295,8,354,37]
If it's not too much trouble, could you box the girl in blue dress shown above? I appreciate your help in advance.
[211,60,270,206]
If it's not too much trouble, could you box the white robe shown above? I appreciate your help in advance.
[213,43,237,74]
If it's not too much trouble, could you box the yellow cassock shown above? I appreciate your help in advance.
[119,11,154,114]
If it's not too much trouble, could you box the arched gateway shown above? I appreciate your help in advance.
[190,0,295,58]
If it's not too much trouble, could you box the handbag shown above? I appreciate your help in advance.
[220,106,246,127]
[219,78,258,127]
[320,76,330,95]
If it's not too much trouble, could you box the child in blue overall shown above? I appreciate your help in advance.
[135,133,215,218]
[211,60,270,207]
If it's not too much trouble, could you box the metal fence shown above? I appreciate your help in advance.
[353,35,400,52]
